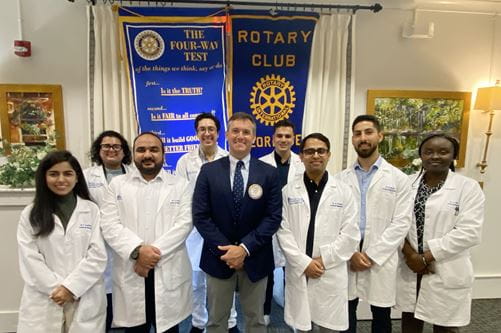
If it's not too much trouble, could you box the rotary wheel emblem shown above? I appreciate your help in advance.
[134,30,165,61]
[250,74,296,126]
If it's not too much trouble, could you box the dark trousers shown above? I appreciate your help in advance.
[401,275,459,333]
[124,270,179,333]
[106,293,113,331]
[263,270,274,315]
[341,298,392,333]
[401,312,459,333]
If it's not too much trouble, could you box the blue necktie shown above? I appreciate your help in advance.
[233,161,244,218]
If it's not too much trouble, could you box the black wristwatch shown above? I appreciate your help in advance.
[130,245,141,260]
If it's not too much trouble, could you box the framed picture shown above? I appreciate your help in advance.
[0,84,65,153]
[367,90,471,172]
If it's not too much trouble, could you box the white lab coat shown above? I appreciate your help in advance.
[277,175,360,331]
[336,158,413,307]
[83,164,133,207]
[17,198,107,333]
[395,171,484,327]
[176,146,227,270]
[100,168,193,332]
[259,150,304,184]
[84,164,132,293]
[260,150,305,267]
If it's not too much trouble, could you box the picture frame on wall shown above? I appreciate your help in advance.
[0,84,65,153]
[367,90,471,173]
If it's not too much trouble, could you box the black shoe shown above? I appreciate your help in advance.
[228,326,240,333]
[190,327,204,333]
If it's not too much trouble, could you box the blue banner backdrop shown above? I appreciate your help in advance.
[230,10,318,157]
[119,8,228,172]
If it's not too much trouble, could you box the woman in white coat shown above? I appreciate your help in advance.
[396,133,484,333]
[84,130,132,331]
[17,150,107,333]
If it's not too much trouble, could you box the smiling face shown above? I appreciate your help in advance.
[352,120,383,159]
[133,134,164,179]
[196,118,219,151]
[226,118,256,160]
[45,161,77,196]
[99,136,125,169]
[420,136,455,174]
[300,137,331,175]
[273,126,295,155]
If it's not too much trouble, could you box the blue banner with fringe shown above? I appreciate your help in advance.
[119,7,228,171]
[230,10,318,157]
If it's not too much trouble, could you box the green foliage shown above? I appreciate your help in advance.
[0,144,55,188]
[375,97,463,174]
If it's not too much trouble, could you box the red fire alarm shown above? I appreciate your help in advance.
[14,40,31,57]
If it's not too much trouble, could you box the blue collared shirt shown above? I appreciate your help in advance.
[354,156,382,239]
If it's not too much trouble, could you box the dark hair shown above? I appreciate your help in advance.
[352,115,382,132]
[299,133,331,152]
[228,112,256,133]
[90,130,132,165]
[273,119,295,134]
[30,150,91,237]
[418,132,459,172]
[133,131,165,154]
[194,113,221,133]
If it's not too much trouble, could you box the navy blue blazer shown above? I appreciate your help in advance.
[192,156,282,282]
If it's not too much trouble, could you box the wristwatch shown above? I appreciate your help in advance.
[130,245,141,260]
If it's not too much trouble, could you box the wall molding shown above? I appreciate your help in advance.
[0,311,18,332]
[0,189,34,207]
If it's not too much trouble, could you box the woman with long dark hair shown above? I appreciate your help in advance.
[396,133,484,333]
[17,150,107,332]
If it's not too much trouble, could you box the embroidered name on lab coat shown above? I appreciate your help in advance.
[381,185,397,193]
[447,201,460,216]
[287,197,304,205]
[79,223,92,230]
[330,202,344,208]
[170,199,181,205]
[87,181,104,188]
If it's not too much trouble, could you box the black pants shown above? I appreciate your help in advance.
[124,270,179,333]
[263,270,274,315]
[341,298,392,333]
[400,275,459,333]
[106,293,113,331]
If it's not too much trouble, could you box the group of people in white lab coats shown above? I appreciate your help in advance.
[16,113,484,333]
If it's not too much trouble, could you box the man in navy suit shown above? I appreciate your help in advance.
[193,112,282,333]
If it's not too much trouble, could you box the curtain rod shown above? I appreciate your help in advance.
[80,0,383,13]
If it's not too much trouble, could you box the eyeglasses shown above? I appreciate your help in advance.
[197,126,217,134]
[101,144,123,151]
[302,148,329,156]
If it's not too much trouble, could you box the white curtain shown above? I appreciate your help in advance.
[303,13,355,173]
[89,5,137,145]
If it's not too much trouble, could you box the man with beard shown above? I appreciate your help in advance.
[101,132,193,333]
[337,115,412,333]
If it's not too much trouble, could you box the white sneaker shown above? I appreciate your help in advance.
[263,314,270,326]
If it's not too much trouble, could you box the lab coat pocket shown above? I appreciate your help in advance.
[436,254,474,288]
[161,252,191,290]
[18,288,60,328]
[75,280,106,322]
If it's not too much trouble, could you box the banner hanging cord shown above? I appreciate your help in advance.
[82,0,383,14]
